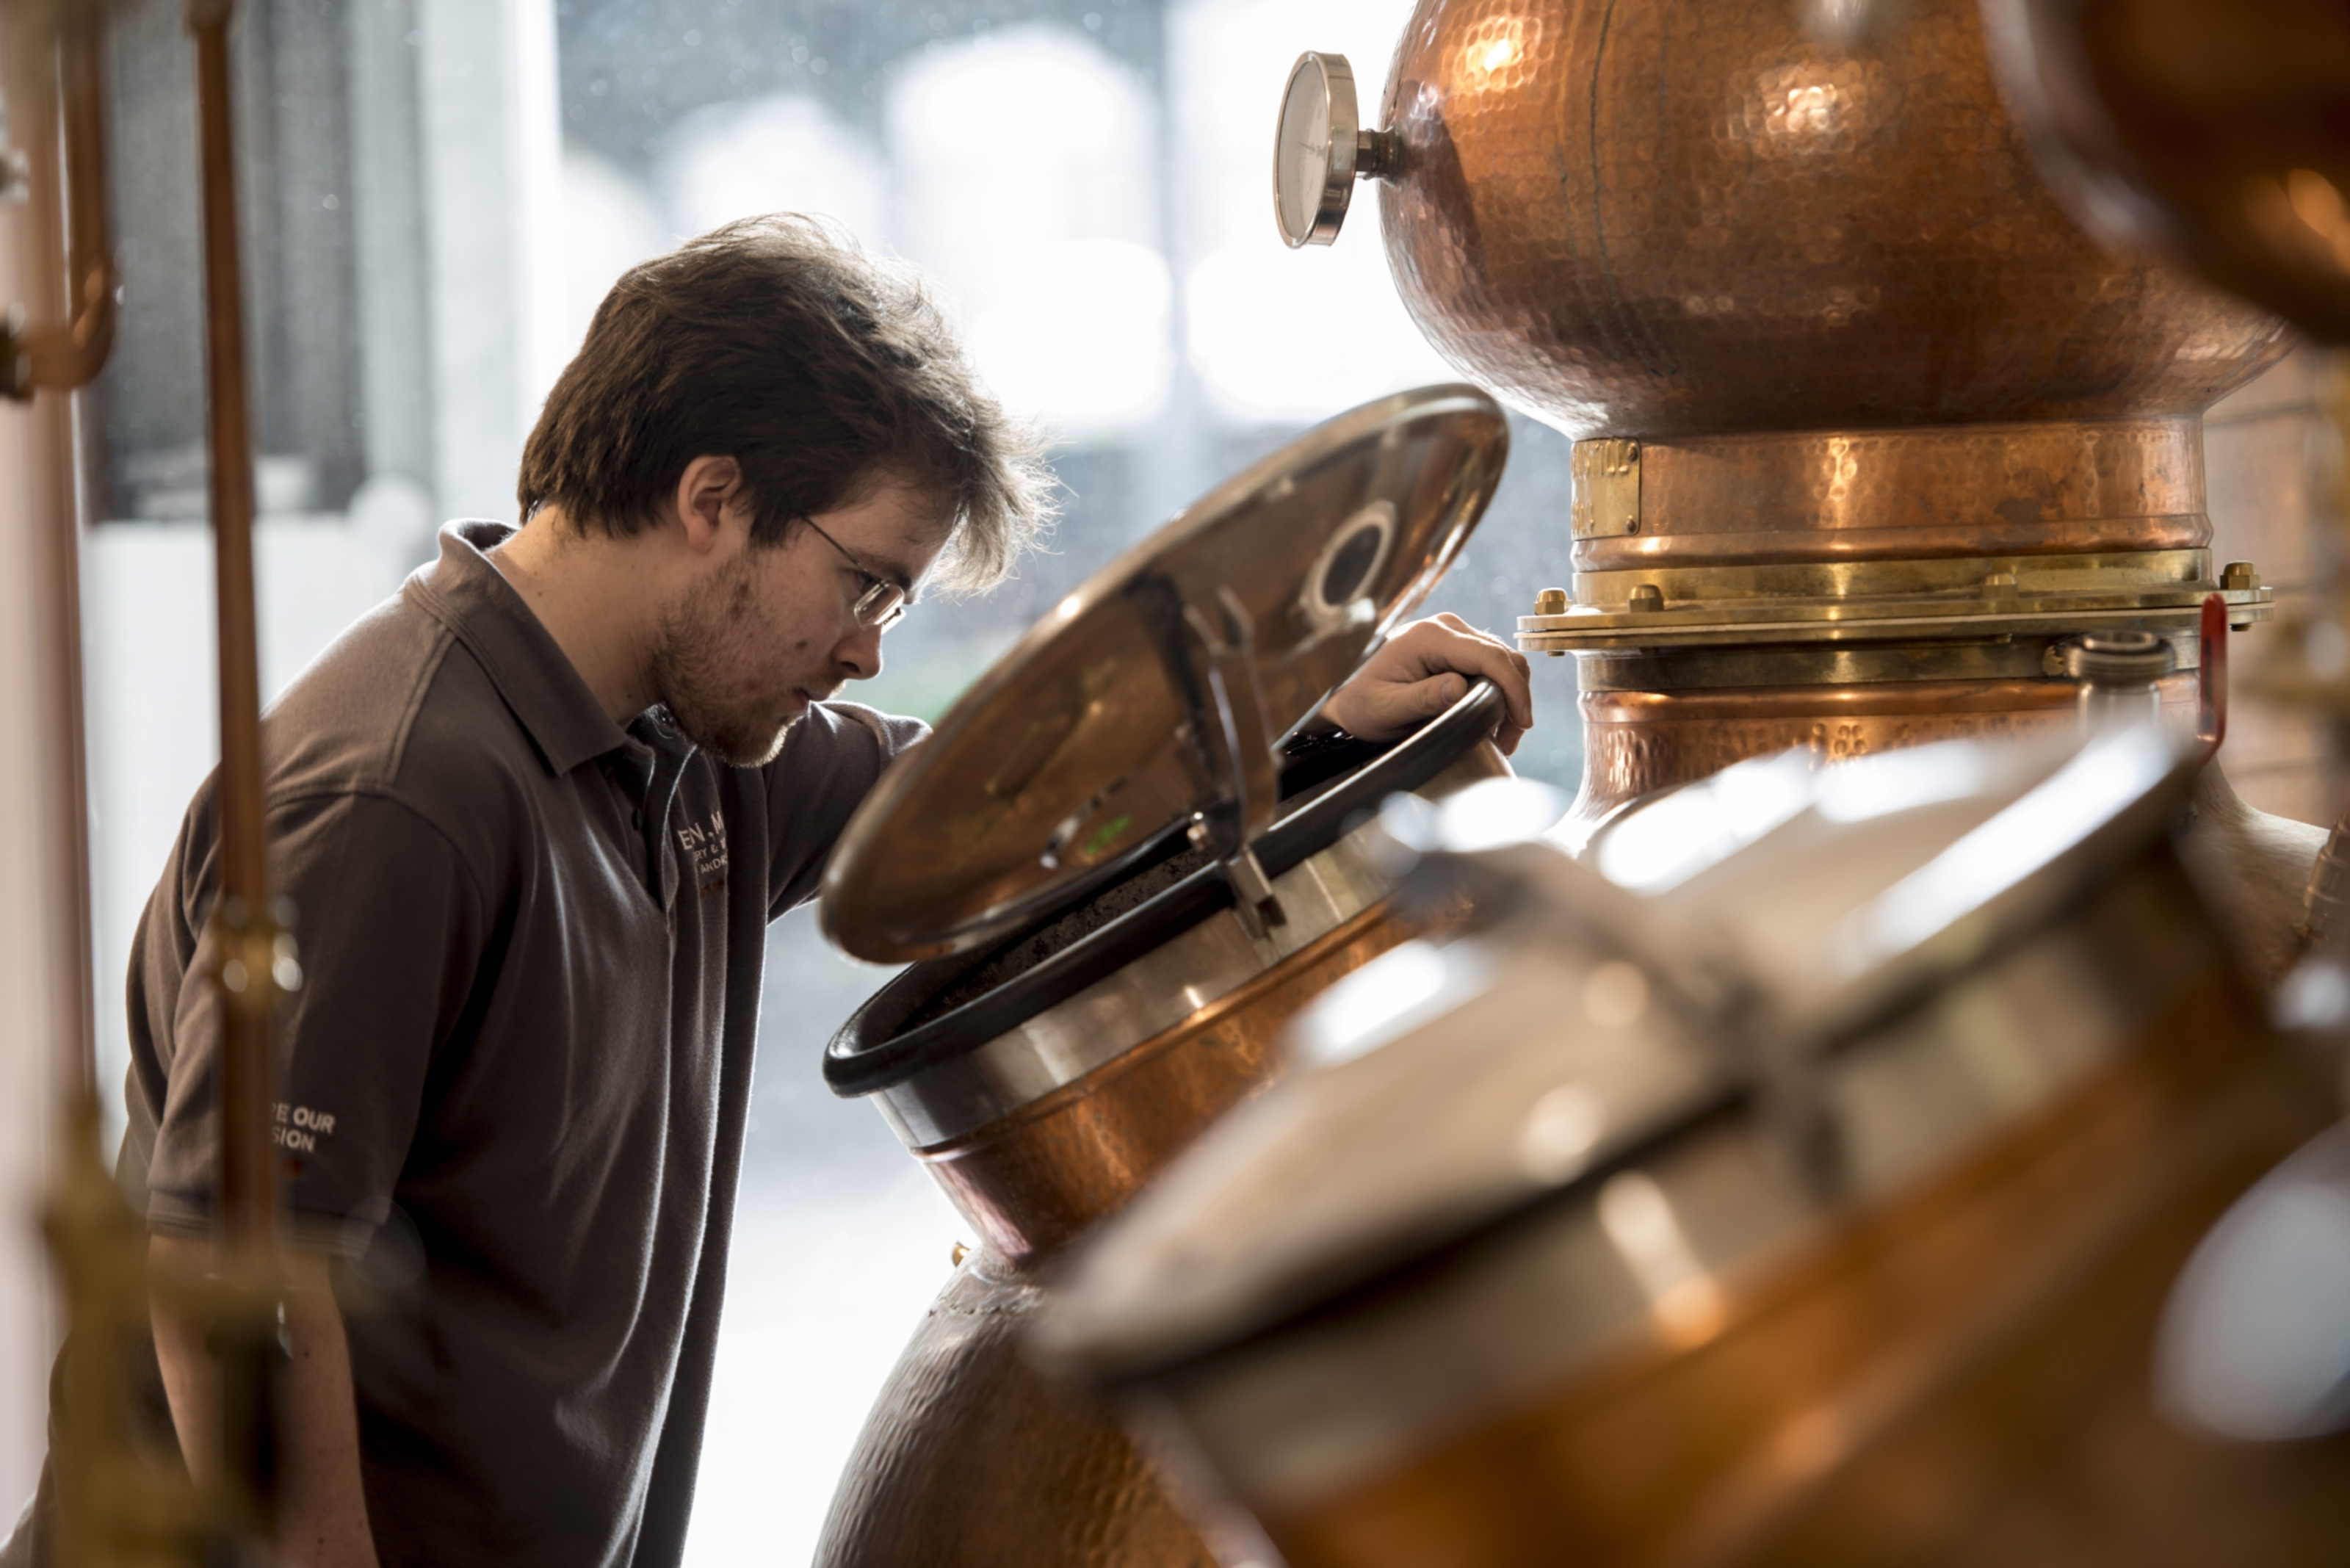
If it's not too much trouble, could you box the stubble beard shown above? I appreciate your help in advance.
[646,554,797,767]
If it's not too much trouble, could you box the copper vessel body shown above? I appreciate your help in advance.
[1567,420,2212,569]
[1571,673,2195,830]
[820,889,1468,1567]
[817,1256,1218,1568]
[1375,0,2286,795]
[916,898,1439,1268]
[1375,0,2286,447]
[1257,963,2348,1568]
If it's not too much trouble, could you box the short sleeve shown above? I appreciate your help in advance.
[758,699,928,919]
[138,789,484,1257]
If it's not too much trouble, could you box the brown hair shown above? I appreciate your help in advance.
[518,214,1053,591]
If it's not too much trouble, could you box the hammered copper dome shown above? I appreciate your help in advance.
[1373,0,2287,439]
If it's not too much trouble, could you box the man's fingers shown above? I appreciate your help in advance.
[1369,618,1536,734]
[1418,671,1470,715]
[1317,615,1540,743]
[1410,623,1533,732]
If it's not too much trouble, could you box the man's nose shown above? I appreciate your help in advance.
[836,621,883,681]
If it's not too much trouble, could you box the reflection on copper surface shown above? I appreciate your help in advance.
[1813,740,1989,823]
[1568,676,2198,839]
[1832,725,2176,973]
[1458,15,1537,92]
[1580,958,1649,1027]
[2244,169,2350,279]
[1768,1403,1854,1484]
[1598,1171,1728,1346]
[1749,61,1874,152]
[1586,751,1816,889]
[1290,939,1463,1068]
[1519,1084,1605,1182]
[2157,1121,2350,1441]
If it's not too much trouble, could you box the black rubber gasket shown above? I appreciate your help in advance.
[823,679,1508,1098]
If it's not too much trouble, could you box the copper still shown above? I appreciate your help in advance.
[1279,0,2289,839]
[812,390,1519,1567]
[814,698,1508,1568]
[1044,731,2350,1567]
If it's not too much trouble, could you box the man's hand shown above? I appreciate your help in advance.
[151,1235,381,1568]
[1315,613,1535,755]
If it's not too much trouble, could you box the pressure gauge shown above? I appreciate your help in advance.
[1273,52,1399,248]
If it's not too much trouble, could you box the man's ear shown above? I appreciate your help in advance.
[672,455,744,555]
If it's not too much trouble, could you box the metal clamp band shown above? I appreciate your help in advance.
[1519,548,2272,652]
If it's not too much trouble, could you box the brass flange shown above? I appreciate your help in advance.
[1571,629,2202,693]
[1517,549,2269,654]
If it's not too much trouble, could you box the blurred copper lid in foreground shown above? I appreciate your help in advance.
[820,384,1510,963]
[1043,726,2202,1383]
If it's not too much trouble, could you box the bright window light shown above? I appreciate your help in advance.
[557,150,668,368]
[1186,242,1456,422]
[968,237,1174,433]
[890,27,1168,435]
[1171,0,1458,422]
[660,94,891,246]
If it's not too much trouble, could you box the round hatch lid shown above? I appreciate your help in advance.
[819,384,1510,962]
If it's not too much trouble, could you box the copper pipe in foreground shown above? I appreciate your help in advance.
[6,0,117,400]
[1,0,108,1103]
[189,1,301,1542]
[10,7,220,1564]
[189,0,281,1259]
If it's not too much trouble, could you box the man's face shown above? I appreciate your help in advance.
[648,480,950,765]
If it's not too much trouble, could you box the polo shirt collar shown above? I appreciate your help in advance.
[409,521,634,776]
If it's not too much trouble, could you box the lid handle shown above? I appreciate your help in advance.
[1130,574,1289,939]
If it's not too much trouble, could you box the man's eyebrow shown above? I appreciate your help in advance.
[869,552,919,598]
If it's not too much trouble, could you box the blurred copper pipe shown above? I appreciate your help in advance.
[0,0,108,1105]
[7,0,117,399]
[188,0,281,1260]
[187,0,299,1541]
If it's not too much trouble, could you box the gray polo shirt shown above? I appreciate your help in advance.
[116,521,926,1567]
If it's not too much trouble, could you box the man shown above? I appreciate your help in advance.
[96,217,1533,1566]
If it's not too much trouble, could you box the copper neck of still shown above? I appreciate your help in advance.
[1523,418,2252,839]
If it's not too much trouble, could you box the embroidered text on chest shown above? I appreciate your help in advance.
[677,812,729,892]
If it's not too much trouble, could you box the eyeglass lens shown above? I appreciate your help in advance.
[853,579,908,629]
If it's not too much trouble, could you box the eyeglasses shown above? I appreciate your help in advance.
[802,517,913,631]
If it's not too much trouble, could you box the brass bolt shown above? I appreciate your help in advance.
[2221,560,2260,591]
[1983,569,2017,595]
[1627,584,1665,612]
[950,1241,971,1268]
[1535,586,1569,615]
